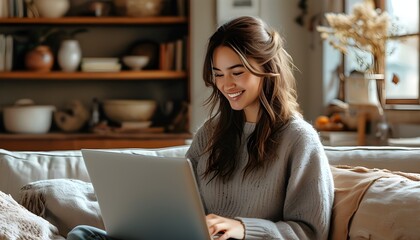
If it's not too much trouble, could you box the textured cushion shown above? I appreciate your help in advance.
[0,191,64,240]
[19,179,104,237]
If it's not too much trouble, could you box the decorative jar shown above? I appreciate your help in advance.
[24,45,54,72]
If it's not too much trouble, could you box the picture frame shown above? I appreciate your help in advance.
[216,0,261,26]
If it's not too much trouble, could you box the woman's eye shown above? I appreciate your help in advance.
[233,72,243,76]
[214,73,223,78]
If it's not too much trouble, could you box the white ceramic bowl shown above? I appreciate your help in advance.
[103,100,157,122]
[127,0,163,17]
[33,0,70,18]
[122,56,150,70]
[3,105,55,134]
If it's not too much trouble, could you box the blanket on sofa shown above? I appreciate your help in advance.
[331,165,420,240]
[0,191,64,240]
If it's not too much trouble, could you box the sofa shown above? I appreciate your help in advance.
[1,145,420,239]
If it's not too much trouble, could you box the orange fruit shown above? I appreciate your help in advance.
[315,115,330,129]
[330,113,342,124]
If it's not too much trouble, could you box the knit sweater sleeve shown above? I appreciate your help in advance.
[237,122,334,240]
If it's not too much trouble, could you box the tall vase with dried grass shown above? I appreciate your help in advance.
[317,0,392,142]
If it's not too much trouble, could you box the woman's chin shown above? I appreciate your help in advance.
[229,104,244,111]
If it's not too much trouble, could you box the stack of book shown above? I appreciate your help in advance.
[0,34,13,72]
[319,131,358,146]
[159,36,187,71]
[81,58,121,72]
[0,0,25,18]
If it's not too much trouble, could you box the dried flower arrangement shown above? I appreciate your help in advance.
[316,0,395,75]
[316,0,402,108]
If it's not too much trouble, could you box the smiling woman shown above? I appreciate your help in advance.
[67,16,334,240]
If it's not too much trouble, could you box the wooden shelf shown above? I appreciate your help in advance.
[0,132,192,151]
[0,70,187,80]
[0,16,188,25]
[0,1,191,150]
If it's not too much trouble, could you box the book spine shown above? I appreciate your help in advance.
[0,34,5,71]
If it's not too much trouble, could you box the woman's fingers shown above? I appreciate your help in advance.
[205,214,245,240]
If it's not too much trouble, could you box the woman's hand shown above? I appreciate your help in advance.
[206,213,245,240]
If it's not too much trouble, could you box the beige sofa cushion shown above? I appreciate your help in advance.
[325,146,420,173]
[0,149,89,200]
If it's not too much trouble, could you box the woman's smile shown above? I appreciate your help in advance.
[227,90,244,99]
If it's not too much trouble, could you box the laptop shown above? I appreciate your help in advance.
[81,149,212,240]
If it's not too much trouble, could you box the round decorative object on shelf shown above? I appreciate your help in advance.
[54,100,90,132]
[58,39,82,72]
[24,45,54,72]
[33,0,70,18]
[115,0,163,17]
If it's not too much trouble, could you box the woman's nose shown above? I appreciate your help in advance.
[224,75,236,87]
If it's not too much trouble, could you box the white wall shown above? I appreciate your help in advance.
[190,0,326,131]
[190,0,215,132]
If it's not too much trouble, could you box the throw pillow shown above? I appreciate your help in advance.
[19,179,104,237]
[0,190,64,240]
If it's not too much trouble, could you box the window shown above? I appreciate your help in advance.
[344,0,420,104]
[383,0,419,104]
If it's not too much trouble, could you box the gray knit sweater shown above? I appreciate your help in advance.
[186,117,334,240]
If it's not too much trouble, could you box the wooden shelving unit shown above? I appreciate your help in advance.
[0,2,191,150]
[0,70,187,80]
[0,132,191,151]
[0,16,188,25]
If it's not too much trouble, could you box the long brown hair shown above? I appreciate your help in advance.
[202,16,301,182]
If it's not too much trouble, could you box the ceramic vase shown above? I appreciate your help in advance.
[58,39,82,72]
[25,45,54,72]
